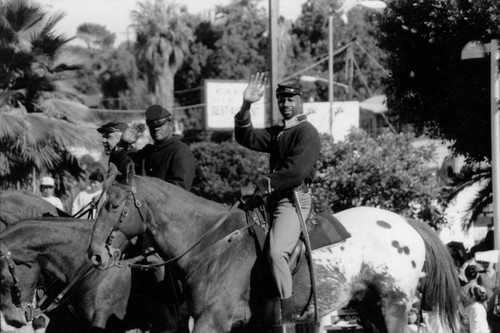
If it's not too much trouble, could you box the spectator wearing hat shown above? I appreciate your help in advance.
[108,104,195,333]
[71,170,104,219]
[97,121,129,156]
[234,72,321,329]
[40,176,64,211]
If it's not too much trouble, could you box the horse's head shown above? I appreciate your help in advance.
[0,242,39,328]
[88,163,147,270]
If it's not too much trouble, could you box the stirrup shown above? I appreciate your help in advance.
[272,323,296,333]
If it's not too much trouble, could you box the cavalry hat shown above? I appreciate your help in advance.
[276,79,302,97]
[145,104,172,127]
[40,176,55,187]
[97,121,128,134]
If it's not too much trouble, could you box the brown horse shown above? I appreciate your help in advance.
[0,218,134,332]
[0,190,60,231]
[88,164,462,333]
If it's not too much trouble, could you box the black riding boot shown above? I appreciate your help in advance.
[273,296,296,333]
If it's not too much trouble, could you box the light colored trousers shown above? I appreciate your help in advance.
[267,190,311,298]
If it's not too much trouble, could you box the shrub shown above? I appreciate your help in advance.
[191,140,268,204]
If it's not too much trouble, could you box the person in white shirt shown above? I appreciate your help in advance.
[71,170,104,219]
[466,285,491,333]
[40,176,64,211]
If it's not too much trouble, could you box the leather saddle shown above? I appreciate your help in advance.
[245,207,351,272]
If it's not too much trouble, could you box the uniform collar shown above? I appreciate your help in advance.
[153,135,180,150]
[283,114,307,129]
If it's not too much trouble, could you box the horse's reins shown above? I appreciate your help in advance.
[35,263,94,314]
[72,196,100,219]
[104,181,243,270]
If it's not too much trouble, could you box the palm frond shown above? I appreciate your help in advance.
[0,109,26,140]
[444,162,493,229]
[40,98,94,123]
[4,0,44,34]
[443,163,491,202]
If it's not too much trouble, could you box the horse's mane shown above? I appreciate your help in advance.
[137,175,228,215]
[0,218,93,244]
[0,190,58,225]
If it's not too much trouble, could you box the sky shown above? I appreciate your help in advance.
[38,0,306,46]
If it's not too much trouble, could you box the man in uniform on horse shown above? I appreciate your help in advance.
[234,72,321,331]
[102,105,196,333]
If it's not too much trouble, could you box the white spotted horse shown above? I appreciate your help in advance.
[88,163,462,333]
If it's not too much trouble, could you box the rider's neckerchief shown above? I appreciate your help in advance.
[283,114,307,129]
[278,114,308,141]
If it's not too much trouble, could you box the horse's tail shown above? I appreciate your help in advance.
[406,218,462,333]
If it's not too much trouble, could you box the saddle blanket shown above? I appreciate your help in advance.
[309,212,351,250]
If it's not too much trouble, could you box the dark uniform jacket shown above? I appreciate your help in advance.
[235,113,321,194]
[111,135,195,191]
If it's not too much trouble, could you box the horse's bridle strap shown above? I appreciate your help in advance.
[0,242,22,307]
[121,200,241,269]
[37,262,95,313]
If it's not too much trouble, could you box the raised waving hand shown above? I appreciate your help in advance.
[243,72,267,104]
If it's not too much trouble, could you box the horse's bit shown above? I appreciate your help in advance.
[0,242,35,323]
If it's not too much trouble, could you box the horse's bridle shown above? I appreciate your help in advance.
[102,182,146,267]
[0,241,95,324]
[0,242,35,323]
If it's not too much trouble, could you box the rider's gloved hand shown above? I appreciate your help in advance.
[243,193,264,210]
[255,177,272,195]
[241,178,271,210]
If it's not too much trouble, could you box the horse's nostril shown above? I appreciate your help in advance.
[90,254,102,267]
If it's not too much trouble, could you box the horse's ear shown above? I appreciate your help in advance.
[103,163,120,190]
[124,161,136,185]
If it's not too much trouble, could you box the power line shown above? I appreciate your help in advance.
[89,103,206,113]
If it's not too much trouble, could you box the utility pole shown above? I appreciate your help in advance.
[269,0,279,126]
[328,15,334,136]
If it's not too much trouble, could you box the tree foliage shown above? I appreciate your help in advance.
[76,23,116,50]
[312,129,443,225]
[175,0,270,110]
[132,0,194,109]
[290,0,388,102]
[379,0,500,162]
[191,140,268,203]
[0,0,99,193]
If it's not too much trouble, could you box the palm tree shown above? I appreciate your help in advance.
[132,0,193,109]
[443,162,492,229]
[0,0,100,194]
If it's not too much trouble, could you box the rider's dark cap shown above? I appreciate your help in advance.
[276,79,302,97]
[97,121,128,134]
[145,104,172,127]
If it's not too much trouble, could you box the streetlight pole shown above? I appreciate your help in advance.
[462,39,500,249]
[328,15,334,137]
[490,39,500,250]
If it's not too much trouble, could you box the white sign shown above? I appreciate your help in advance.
[205,80,266,129]
[303,101,359,141]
